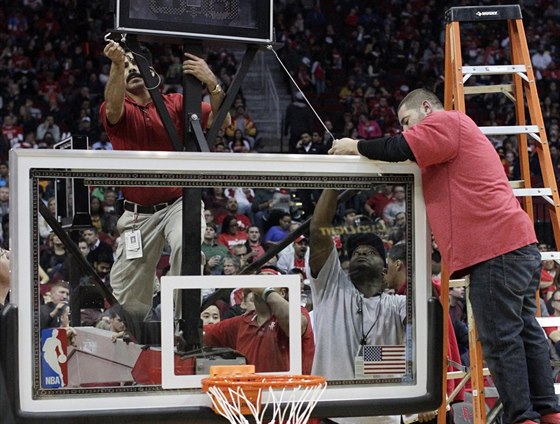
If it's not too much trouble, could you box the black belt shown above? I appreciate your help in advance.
[123,199,176,214]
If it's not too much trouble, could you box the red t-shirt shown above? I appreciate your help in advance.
[217,231,248,251]
[404,111,536,277]
[540,268,556,299]
[366,192,392,218]
[249,242,266,260]
[100,94,211,206]
[219,213,251,232]
[203,308,315,374]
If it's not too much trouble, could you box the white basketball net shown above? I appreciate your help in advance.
[205,381,327,424]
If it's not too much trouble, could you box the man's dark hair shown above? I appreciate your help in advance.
[96,252,114,266]
[387,243,407,264]
[346,233,386,265]
[288,268,305,276]
[397,88,443,114]
[221,214,238,230]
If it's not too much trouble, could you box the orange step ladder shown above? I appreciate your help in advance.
[439,5,560,423]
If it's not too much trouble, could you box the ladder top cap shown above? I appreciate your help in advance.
[445,5,522,22]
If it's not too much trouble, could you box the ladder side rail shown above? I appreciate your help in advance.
[443,17,488,424]
[450,21,466,112]
[465,279,488,424]
[510,19,560,249]
[508,19,534,217]
[438,264,451,424]
[442,19,487,424]
[440,21,463,424]
[444,23,454,111]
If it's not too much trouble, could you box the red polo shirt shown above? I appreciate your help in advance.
[203,308,315,374]
[404,111,536,277]
[100,94,211,206]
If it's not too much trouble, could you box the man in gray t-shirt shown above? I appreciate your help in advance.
[310,189,406,380]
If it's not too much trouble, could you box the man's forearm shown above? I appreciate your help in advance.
[357,134,416,162]
[311,189,338,229]
[104,63,126,124]
[208,87,231,127]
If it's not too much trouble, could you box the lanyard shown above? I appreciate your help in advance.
[358,293,383,346]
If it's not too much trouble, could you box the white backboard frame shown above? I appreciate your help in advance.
[10,149,432,416]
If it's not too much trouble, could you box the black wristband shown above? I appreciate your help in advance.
[262,287,276,302]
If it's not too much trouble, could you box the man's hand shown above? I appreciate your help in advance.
[183,52,216,87]
[103,40,126,66]
[206,255,221,269]
[50,302,67,318]
[328,138,360,155]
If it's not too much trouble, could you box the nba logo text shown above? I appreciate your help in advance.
[40,328,69,388]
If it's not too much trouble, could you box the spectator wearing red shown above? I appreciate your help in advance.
[220,197,251,232]
[218,215,248,252]
[364,184,393,220]
[357,113,382,139]
[203,266,315,374]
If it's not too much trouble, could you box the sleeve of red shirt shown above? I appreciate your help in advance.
[201,102,212,129]
[203,318,239,348]
[402,112,460,168]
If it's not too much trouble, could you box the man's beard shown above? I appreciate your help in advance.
[348,260,384,282]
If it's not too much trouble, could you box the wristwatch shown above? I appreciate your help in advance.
[210,83,223,96]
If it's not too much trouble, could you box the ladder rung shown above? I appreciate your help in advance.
[446,5,522,23]
[509,180,525,189]
[449,278,467,288]
[537,316,560,327]
[447,368,491,379]
[479,125,539,135]
[462,65,526,76]
[463,84,514,95]
[540,251,560,261]
[512,187,552,197]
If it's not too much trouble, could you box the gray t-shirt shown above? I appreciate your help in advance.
[311,247,406,380]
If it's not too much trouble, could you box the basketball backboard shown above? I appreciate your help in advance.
[5,149,441,421]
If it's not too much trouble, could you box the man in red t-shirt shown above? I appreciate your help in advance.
[203,266,315,374]
[219,197,251,232]
[329,88,560,424]
[100,40,230,315]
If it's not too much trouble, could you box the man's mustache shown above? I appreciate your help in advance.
[126,72,142,83]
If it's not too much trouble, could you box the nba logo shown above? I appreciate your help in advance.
[40,328,68,388]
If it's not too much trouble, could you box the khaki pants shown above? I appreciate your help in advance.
[110,198,201,314]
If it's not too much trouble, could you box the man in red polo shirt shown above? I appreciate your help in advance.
[100,40,230,315]
[203,266,315,374]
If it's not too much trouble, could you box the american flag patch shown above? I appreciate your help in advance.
[361,345,406,375]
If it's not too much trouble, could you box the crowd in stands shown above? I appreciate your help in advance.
[2,1,560,406]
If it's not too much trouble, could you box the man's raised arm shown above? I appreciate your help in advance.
[309,189,338,278]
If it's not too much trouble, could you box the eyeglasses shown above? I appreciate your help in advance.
[553,299,560,302]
